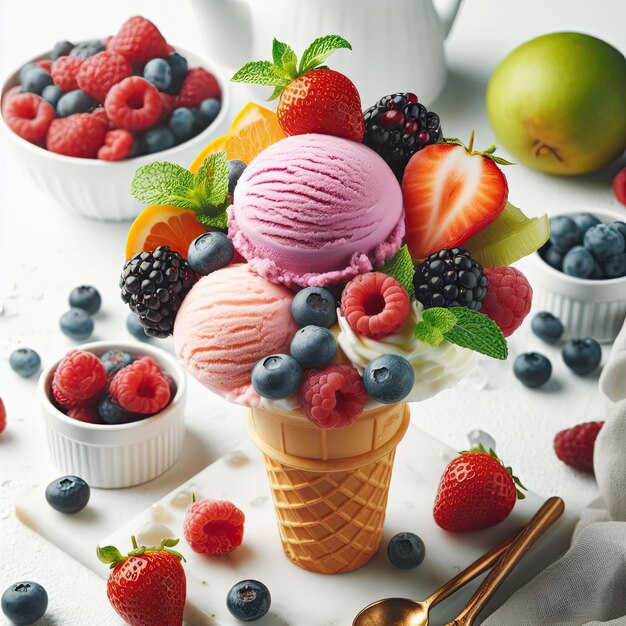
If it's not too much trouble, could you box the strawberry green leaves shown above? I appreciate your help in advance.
[131,151,230,229]
[444,131,515,166]
[97,537,185,570]
[414,306,508,360]
[231,35,352,100]
[381,245,415,299]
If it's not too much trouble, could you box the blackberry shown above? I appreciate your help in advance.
[120,247,196,338]
[414,248,488,311]
[363,92,443,181]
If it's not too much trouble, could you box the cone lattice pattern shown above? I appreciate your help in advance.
[263,448,396,574]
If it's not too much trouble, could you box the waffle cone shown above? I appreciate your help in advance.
[247,403,410,574]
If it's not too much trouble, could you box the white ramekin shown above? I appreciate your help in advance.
[38,341,187,489]
[1,47,231,221]
[525,207,626,343]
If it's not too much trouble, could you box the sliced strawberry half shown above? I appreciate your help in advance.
[402,136,509,260]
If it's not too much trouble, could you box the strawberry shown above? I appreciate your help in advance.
[433,444,526,532]
[232,35,364,142]
[402,133,511,260]
[98,536,186,626]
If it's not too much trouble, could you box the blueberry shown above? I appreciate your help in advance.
[127,313,150,341]
[467,429,496,451]
[363,354,415,403]
[1,581,48,626]
[143,125,176,154]
[513,353,552,388]
[70,40,105,59]
[228,159,247,195]
[549,216,580,252]
[291,287,337,328]
[187,232,234,275]
[45,475,90,514]
[98,395,133,424]
[387,532,426,569]
[562,338,602,376]
[226,580,271,622]
[603,252,626,278]
[9,348,41,378]
[168,107,196,142]
[610,221,626,240]
[21,67,52,95]
[591,262,605,279]
[290,326,337,368]
[69,285,101,315]
[143,58,171,91]
[100,350,135,376]
[252,354,302,400]
[562,245,595,278]
[198,98,221,125]
[18,62,36,84]
[51,40,74,60]
[41,84,63,108]
[60,308,94,341]
[56,89,97,117]
[531,312,564,344]
[540,244,564,271]
[584,224,625,262]
[573,213,600,235]
[165,53,188,95]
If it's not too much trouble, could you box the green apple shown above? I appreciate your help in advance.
[487,32,626,175]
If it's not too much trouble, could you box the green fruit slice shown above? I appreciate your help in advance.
[463,202,549,267]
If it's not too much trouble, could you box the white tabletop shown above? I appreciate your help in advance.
[1,1,625,624]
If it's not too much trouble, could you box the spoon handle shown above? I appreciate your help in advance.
[445,496,565,626]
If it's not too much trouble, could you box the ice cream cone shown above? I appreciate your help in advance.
[246,403,410,574]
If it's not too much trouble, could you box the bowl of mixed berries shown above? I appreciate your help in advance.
[38,341,186,488]
[0,16,229,220]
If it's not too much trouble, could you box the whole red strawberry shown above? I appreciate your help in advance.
[232,35,364,142]
[98,537,186,626]
[554,421,603,472]
[433,445,526,532]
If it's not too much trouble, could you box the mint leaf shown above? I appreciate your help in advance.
[196,209,229,230]
[194,151,229,209]
[443,307,508,360]
[272,38,288,66]
[414,321,444,346]
[272,38,298,80]
[299,35,352,74]
[131,162,197,209]
[231,61,288,87]
[422,307,457,333]
[381,245,415,299]
[267,85,284,102]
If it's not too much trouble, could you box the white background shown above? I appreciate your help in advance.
[1,0,625,624]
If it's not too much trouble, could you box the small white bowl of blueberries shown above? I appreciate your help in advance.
[526,208,626,343]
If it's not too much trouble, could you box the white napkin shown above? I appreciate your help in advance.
[483,324,626,626]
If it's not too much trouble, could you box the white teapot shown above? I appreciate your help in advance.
[189,0,462,107]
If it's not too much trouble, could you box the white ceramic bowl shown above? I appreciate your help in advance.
[38,341,187,489]
[525,208,626,343]
[1,47,231,221]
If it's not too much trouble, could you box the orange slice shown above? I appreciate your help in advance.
[190,102,286,173]
[125,205,208,260]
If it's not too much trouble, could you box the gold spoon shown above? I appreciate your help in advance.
[353,496,564,626]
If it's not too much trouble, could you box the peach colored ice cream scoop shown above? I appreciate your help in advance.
[173,264,298,406]
[228,134,405,289]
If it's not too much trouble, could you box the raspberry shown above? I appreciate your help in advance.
[67,405,100,424]
[108,16,170,68]
[109,357,171,414]
[158,91,176,123]
[183,499,245,555]
[47,113,107,158]
[38,60,53,73]
[614,168,626,207]
[91,107,113,128]
[554,421,604,472]
[340,272,410,339]
[0,397,6,434]
[480,267,533,337]
[98,129,133,161]
[105,76,162,131]
[2,93,55,144]
[51,55,84,92]
[176,68,221,108]
[76,51,132,103]
[297,364,367,428]
[52,350,107,408]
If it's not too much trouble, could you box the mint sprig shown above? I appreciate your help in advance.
[381,245,415,299]
[232,35,352,100]
[131,151,230,229]
[414,306,508,360]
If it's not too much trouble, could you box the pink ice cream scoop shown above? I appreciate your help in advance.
[228,134,404,289]
[173,264,299,406]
